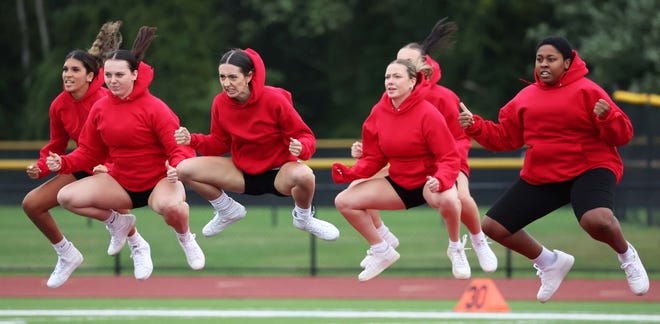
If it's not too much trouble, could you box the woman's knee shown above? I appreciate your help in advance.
[175,159,194,182]
[334,191,353,213]
[580,208,620,234]
[482,216,508,239]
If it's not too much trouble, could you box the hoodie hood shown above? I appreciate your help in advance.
[534,49,588,88]
[218,48,267,108]
[425,55,442,84]
[110,61,154,103]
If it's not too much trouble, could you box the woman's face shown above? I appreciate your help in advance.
[535,45,572,86]
[104,59,137,99]
[219,63,252,103]
[62,58,93,99]
[384,63,415,101]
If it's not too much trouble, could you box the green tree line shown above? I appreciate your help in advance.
[1,0,658,140]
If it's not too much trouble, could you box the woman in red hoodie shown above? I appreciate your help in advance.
[332,59,462,282]
[459,36,648,302]
[46,26,204,280]
[174,48,339,242]
[351,18,497,278]
[21,21,147,289]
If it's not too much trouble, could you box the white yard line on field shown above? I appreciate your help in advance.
[0,309,659,322]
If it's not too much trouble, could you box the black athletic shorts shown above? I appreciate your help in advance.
[125,188,154,208]
[243,169,286,197]
[73,171,92,180]
[385,176,426,209]
[486,168,616,233]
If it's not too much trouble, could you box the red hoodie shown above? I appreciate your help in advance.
[424,55,472,175]
[36,70,109,179]
[188,48,316,175]
[57,62,194,191]
[464,50,633,184]
[332,74,460,191]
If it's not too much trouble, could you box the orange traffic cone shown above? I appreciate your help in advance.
[453,278,510,312]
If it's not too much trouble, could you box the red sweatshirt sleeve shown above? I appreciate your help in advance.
[592,97,633,147]
[58,109,109,174]
[424,113,460,192]
[277,99,316,161]
[465,102,525,152]
[332,115,388,184]
[190,96,231,156]
[36,100,70,178]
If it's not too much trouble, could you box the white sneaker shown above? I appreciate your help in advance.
[535,249,574,303]
[292,209,340,241]
[106,212,136,256]
[358,245,400,281]
[620,245,649,296]
[447,235,471,279]
[129,236,153,280]
[178,233,205,270]
[360,249,374,268]
[47,243,83,288]
[472,236,498,273]
[202,204,247,237]
[360,229,399,268]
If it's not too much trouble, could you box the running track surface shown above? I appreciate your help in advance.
[1,276,657,302]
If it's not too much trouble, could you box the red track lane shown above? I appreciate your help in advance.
[0,276,657,302]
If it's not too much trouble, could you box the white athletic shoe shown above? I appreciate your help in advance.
[471,236,498,273]
[535,250,574,303]
[358,245,400,282]
[129,236,153,280]
[106,211,136,256]
[620,244,649,296]
[202,203,247,237]
[447,235,471,279]
[178,233,205,270]
[47,243,83,288]
[292,209,340,241]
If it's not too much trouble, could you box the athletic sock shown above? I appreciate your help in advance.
[375,224,390,237]
[617,242,635,264]
[370,241,389,253]
[209,192,233,212]
[293,205,311,219]
[52,237,70,253]
[533,246,557,269]
[127,230,143,245]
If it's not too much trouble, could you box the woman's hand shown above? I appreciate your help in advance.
[289,137,302,157]
[174,127,191,145]
[426,175,439,193]
[593,99,610,118]
[26,164,40,179]
[351,141,363,159]
[165,161,178,183]
[46,152,62,172]
[458,102,474,128]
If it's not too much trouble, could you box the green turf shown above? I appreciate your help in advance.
[1,205,658,278]
[1,298,659,323]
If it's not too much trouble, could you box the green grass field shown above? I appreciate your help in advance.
[1,298,659,323]
[1,205,658,279]
[2,205,659,323]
